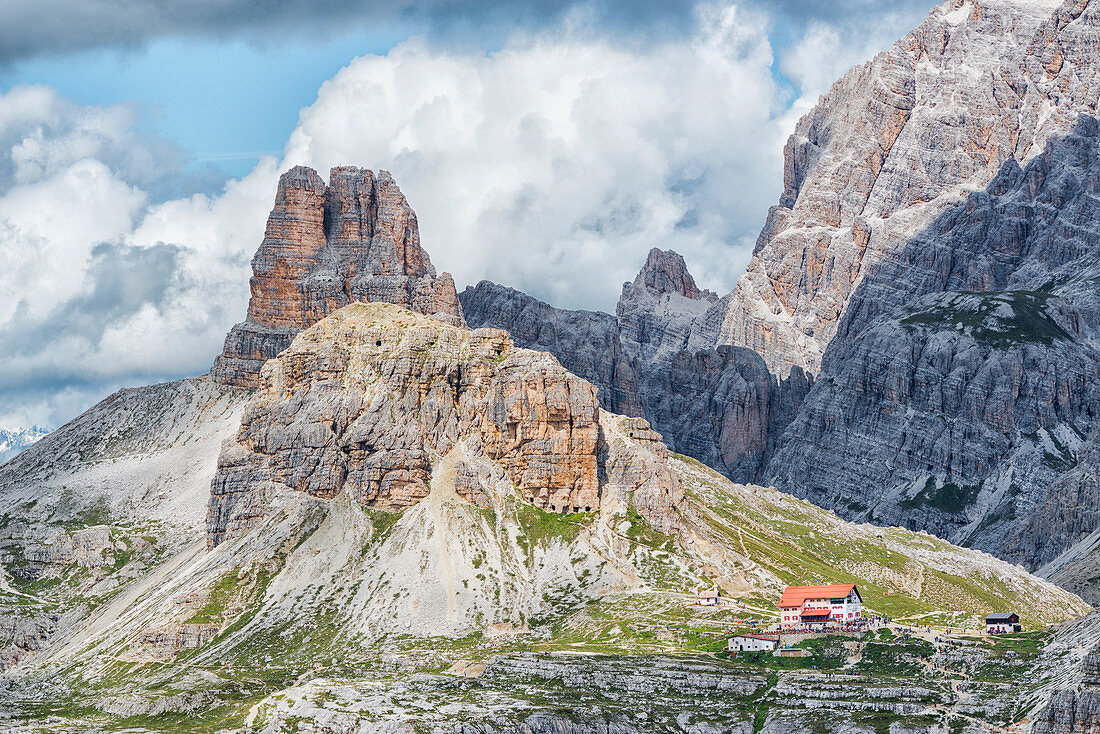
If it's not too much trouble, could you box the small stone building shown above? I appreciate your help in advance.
[697,588,721,606]
[728,634,779,653]
[985,612,1021,634]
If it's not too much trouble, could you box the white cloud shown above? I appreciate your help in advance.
[1,1,921,431]
[283,2,787,310]
[0,86,277,428]
[0,159,146,323]
[776,9,930,136]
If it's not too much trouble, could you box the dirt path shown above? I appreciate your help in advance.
[908,638,1022,733]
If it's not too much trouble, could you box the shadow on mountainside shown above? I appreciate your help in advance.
[763,115,1100,591]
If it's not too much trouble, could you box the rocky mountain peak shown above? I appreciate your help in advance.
[632,248,710,301]
[212,165,464,387]
[703,0,1086,377]
[617,248,717,365]
[207,302,685,547]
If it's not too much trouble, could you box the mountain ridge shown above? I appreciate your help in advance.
[6,2,1100,728]
[460,0,1100,606]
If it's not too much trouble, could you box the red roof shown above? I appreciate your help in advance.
[800,608,831,618]
[778,584,857,608]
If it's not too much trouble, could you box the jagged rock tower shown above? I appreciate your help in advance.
[212,165,465,386]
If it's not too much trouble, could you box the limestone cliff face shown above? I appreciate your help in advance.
[765,290,1099,554]
[703,0,1086,377]
[1034,688,1100,734]
[616,249,810,482]
[462,250,811,484]
[1032,641,1100,734]
[458,281,643,418]
[207,303,678,547]
[212,166,464,386]
[763,109,1100,568]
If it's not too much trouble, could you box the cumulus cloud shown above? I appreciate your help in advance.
[284,2,786,310]
[0,86,278,428]
[0,0,939,431]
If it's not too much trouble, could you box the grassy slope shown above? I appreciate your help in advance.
[1,413,1090,732]
[672,454,1090,628]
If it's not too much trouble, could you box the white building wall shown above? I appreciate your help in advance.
[779,590,861,629]
[730,636,777,652]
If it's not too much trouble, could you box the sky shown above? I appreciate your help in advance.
[0,0,939,431]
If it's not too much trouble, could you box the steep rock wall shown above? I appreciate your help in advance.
[208,303,611,546]
[702,0,1079,376]
[763,110,1100,566]
[212,166,464,386]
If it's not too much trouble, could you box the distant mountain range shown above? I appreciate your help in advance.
[0,425,49,465]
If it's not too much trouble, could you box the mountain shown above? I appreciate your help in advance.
[0,426,48,465]
[212,165,464,387]
[701,0,1075,377]
[0,301,1085,732]
[0,377,248,670]
[461,0,1100,603]
[740,0,1100,591]
[0,162,1088,730]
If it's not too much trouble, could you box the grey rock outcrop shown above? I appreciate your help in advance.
[0,607,86,670]
[458,281,643,417]
[1033,688,1100,734]
[483,654,767,697]
[616,250,811,478]
[616,247,717,366]
[642,345,809,483]
[1032,637,1100,734]
[765,288,1099,556]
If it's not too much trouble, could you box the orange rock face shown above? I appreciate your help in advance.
[207,303,601,546]
[244,166,329,328]
[212,165,465,386]
[479,363,600,513]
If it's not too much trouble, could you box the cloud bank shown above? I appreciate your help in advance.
[0,0,937,432]
[284,3,785,310]
[0,0,936,65]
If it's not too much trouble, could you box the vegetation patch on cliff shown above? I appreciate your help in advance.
[899,291,1072,347]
